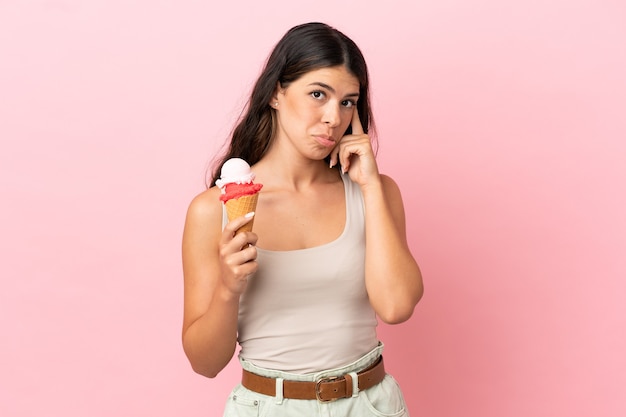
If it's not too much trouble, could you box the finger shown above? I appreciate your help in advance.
[226,242,258,266]
[329,145,340,168]
[240,243,258,262]
[338,138,371,174]
[230,230,259,254]
[222,212,255,238]
[339,143,355,174]
[351,108,364,135]
[221,232,258,271]
[337,142,352,173]
[233,261,258,279]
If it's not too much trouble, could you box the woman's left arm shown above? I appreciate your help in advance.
[361,174,423,324]
[333,110,423,324]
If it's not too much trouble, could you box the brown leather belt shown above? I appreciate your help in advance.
[241,356,385,402]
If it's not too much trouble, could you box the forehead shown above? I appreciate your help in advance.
[296,66,360,91]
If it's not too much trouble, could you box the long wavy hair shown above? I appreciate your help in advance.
[208,22,376,187]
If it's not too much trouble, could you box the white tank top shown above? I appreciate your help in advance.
[224,173,379,374]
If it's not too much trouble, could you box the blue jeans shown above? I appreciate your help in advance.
[223,343,409,416]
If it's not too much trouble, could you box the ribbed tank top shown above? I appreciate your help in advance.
[223,173,379,374]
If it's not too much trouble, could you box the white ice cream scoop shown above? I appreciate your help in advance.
[215,158,256,188]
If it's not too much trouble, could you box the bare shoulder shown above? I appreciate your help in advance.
[183,186,224,245]
[186,186,222,222]
[379,174,403,203]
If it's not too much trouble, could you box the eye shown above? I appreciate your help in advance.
[310,90,326,100]
[341,99,356,108]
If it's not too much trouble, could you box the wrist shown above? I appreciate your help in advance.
[360,176,384,197]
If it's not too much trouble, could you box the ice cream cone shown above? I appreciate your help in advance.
[225,193,259,234]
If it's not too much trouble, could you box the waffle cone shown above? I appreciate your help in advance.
[224,193,259,234]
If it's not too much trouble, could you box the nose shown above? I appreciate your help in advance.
[322,102,341,127]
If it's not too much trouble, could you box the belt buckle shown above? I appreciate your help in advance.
[315,376,339,402]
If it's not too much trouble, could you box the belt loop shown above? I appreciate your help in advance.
[275,377,284,404]
[348,371,359,397]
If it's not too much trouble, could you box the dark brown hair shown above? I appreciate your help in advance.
[208,22,376,187]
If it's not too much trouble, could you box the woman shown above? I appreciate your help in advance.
[182,22,423,416]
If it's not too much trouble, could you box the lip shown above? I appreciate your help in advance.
[313,134,335,147]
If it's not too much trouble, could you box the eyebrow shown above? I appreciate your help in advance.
[308,82,360,98]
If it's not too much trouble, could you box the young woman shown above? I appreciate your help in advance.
[182,22,423,416]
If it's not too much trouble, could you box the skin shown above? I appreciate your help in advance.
[181,66,423,378]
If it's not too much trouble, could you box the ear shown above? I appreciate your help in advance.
[269,81,283,107]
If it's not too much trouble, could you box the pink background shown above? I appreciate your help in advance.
[1,1,625,416]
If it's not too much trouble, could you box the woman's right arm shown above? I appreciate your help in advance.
[181,189,258,378]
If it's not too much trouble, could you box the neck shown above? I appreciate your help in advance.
[253,146,338,191]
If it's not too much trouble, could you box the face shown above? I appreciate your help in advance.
[272,66,360,160]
